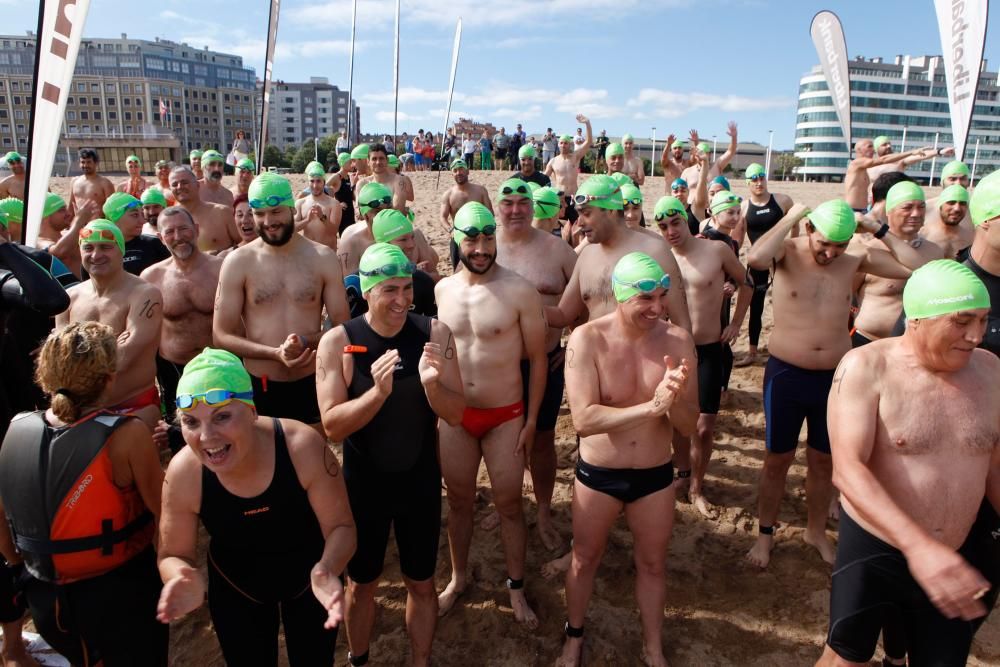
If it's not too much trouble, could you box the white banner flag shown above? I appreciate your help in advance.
[809,11,851,155]
[257,0,280,174]
[24,0,91,246]
[934,0,989,162]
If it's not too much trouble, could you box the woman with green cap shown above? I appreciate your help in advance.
[157,347,356,665]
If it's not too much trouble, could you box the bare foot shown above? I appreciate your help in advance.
[555,636,584,666]
[691,493,719,520]
[437,577,467,616]
[828,494,841,521]
[803,530,837,565]
[508,588,539,630]
[641,645,670,667]
[522,468,534,493]
[541,552,572,580]
[537,513,563,551]
[480,510,500,531]
[733,353,757,368]
[674,476,690,502]
[745,533,774,568]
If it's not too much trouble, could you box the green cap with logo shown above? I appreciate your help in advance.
[176,347,254,408]
[43,193,67,218]
[576,175,624,212]
[78,220,125,255]
[620,183,642,205]
[609,172,634,189]
[102,192,141,223]
[497,177,532,201]
[533,186,561,220]
[745,163,766,179]
[654,196,688,221]
[806,199,856,242]
[201,150,225,165]
[358,181,393,217]
[903,259,990,320]
[970,169,1000,227]
[612,252,667,303]
[372,209,413,243]
[248,172,295,210]
[710,190,741,216]
[359,243,414,294]
[452,201,496,244]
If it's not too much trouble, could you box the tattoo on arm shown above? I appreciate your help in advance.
[139,299,160,319]
[832,364,847,394]
[316,354,327,382]
[214,290,223,312]
[444,333,455,360]
[566,347,576,369]
[323,446,340,477]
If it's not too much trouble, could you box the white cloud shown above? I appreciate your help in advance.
[627,88,794,116]
[375,110,423,122]
[360,87,460,105]
[491,105,543,120]
[463,83,552,107]
[179,32,369,67]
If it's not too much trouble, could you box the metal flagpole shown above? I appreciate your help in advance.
[22,0,47,244]
[393,0,400,152]
[650,127,656,178]
[346,0,357,148]
[712,136,718,162]
[928,132,940,187]
[436,18,462,191]
[765,129,774,177]
[971,137,981,187]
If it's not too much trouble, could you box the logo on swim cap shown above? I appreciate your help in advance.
[903,259,990,320]
[372,209,413,243]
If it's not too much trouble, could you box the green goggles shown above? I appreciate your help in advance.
[176,389,254,411]
[361,195,393,210]
[453,224,497,238]
[249,193,293,209]
[612,274,671,293]
[654,208,685,221]
[359,261,417,279]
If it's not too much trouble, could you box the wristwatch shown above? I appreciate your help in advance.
[873,223,890,240]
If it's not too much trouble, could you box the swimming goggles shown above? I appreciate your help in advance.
[249,193,293,209]
[121,200,141,212]
[612,274,671,293]
[573,193,617,206]
[746,175,767,182]
[500,184,531,196]
[78,227,119,244]
[452,224,497,238]
[359,261,417,278]
[360,195,393,209]
[654,208,686,221]
[176,389,254,411]
[623,197,643,207]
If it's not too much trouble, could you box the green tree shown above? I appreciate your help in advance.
[260,144,287,170]
[774,153,803,181]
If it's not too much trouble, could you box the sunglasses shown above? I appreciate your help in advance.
[623,198,642,207]
[453,224,497,238]
[359,262,417,278]
[654,209,685,221]
[78,228,118,243]
[361,195,393,209]
[176,389,254,411]
[746,175,766,182]
[500,184,530,196]
[613,274,671,294]
[249,193,293,209]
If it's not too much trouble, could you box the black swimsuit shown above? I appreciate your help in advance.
[745,195,785,347]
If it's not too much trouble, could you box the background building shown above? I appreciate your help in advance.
[0,31,255,174]
[451,118,497,139]
[795,54,1000,182]
[265,77,359,150]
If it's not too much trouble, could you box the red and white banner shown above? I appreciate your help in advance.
[23,0,91,245]
[257,0,280,173]
[933,0,989,162]
[159,98,169,123]
[809,11,852,156]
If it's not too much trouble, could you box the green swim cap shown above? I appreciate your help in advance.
[605,142,624,158]
[939,185,969,205]
[745,163,765,179]
[970,169,1000,227]
[610,172,634,189]
[710,190,742,216]
[248,172,295,209]
[533,186,561,220]
[140,188,167,208]
[620,183,642,205]
[3,151,22,163]
[612,252,668,303]
[387,154,400,169]
[559,134,573,143]
[450,159,468,171]
[577,175,624,212]
[622,133,634,143]
[903,259,990,320]
[697,142,711,154]
[305,160,326,179]
[125,154,141,167]
[670,140,685,149]
[78,220,125,255]
[43,192,67,218]
[372,209,413,243]
[189,150,203,161]
[338,152,352,168]
[453,201,496,244]
[497,177,532,201]
[155,159,170,169]
[873,136,891,150]
[0,209,7,228]
[102,192,141,223]
[886,181,925,212]
[359,243,415,294]
[0,198,23,223]
[518,144,536,159]
[806,199,856,242]
[201,150,225,165]
[236,158,256,172]
[176,347,254,409]
[941,160,970,180]
[654,196,688,222]
[351,144,371,160]
[358,182,393,217]
[527,181,541,195]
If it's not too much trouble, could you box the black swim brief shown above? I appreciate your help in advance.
[696,342,724,415]
[850,330,873,348]
[250,373,322,424]
[575,457,674,504]
[520,345,566,432]
[762,355,834,454]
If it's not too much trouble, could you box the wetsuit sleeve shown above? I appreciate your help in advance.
[0,243,70,316]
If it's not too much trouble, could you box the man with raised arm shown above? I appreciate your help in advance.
[544,115,593,195]
[844,138,935,212]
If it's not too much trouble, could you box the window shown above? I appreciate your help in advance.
[92,55,115,67]
[107,97,116,105]
[77,82,86,92]
[93,111,101,119]
[124,112,132,120]
[122,83,130,93]
[90,83,99,92]
[108,111,117,120]
[135,84,143,93]
[0,125,7,133]
[66,96,74,104]
[105,83,115,92]
[12,96,20,105]
[123,98,131,106]
[67,110,77,120]
[92,97,99,105]
[150,85,159,94]
[136,112,143,121]
[15,124,23,134]
[217,69,229,79]
[79,97,88,105]
[146,58,164,70]
[1,139,10,147]
[135,98,142,107]
[80,111,89,120]
[225,119,231,126]
[14,110,23,119]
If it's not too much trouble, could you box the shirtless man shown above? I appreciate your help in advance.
[340,182,431,276]
[188,150,204,181]
[140,207,223,452]
[350,144,372,180]
[852,182,945,347]
[621,133,645,186]
[605,143,626,176]
[546,175,692,333]
[0,152,25,200]
[102,192,170,276]
[231,158,255,198]
[295,161,341,250]
[355,144,412,214]
[558,252,698,667]
[494,178,578,550]
[659,133,698,183]
[815,260,999,667]
[153,160,175,199]
[116,154,150,199]
[656,193,752,518]
[213,173,348,425]
[544,115,593,195]
[198,150,234,208]
[743,199,926,568]
[34,193,71,250]
[925,186,974,261]
[435,202,546,628]
[844,138,933,212]
[55,220,162,428]
[169,166,238,253]
[69,149,115,218]
[440,159,493,269]
[679,123,738,204]
[140,187,167,237]
[866,135,952,185]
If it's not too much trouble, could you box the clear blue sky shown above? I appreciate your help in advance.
[9,0,998,149]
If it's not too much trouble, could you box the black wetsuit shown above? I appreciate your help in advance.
[685,205,699,236]
[745,194,785,348]
[122,234,170,276]
[200,419,334,666]
[342,313,441,584]
[335,173,356,234]
[512,169,551,188]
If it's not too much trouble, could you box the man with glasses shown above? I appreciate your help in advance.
[69,148,115,218]
[317,243,464,667]
[103,192,169,276]
[656,193,752,519]
[435,202,546,630]
[296,160,341,251]
[558,251,698,667]
[116,154,150,199]
[231,158,255,198]
[0,152,26,200]
[198,150,234,208]
[213,172,349,427]
[494,178,578,551]
[440,159,494,269]
[169,166,238,253]
[56,220,163,429]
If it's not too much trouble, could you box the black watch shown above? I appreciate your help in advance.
[873,223,890,240]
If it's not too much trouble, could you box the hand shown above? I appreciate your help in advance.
[278,334,315,369]
[156,565,206,623]
[720,323,741,344]
[665,133,676,150]
[418,342,444,386]
[727,121,738,139]
[152,420,171,452]
[722,282,736,298]
[311,563,346,629]
[907,540,989,620]
[689,129,700,145]
[75,199,99,225]
[514,420,537,460]
[372,348,400,398]
[788,202,811,220]
[940,146,955,157]
[856,214,882,235]
[417,260,432,272]
[650,355,690,416]
[309,205,323,220]
[575,113,590,124]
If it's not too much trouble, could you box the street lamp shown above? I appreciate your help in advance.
[650,126,656,177]
[765,129,774,177]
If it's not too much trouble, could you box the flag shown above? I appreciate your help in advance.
[933,0,989,161]
[346,0,357,148]
[258,0,281,174]
[23,0,92,246]
[809,11,851,156]
[159,98,168,122]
